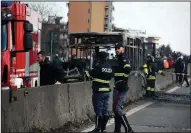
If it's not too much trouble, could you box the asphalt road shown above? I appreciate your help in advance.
[170,86,191,95]
[82,84,191,132]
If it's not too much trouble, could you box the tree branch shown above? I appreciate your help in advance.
[28,2,57,22]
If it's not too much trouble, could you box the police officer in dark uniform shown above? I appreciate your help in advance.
[113,43,134,133]
[142,54,165,98]
[85,51,114,132]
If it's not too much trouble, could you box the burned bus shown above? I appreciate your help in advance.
[61,32,144,82]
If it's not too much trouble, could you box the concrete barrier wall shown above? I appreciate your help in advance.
[2,71,173,132]
[156,69,174,90]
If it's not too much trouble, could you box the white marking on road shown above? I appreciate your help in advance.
[81,79,191,132]
[166,86,180,93]
[182,128,191,131]
[166,79,190,93]
[125,102,153,116]
[82,102,154,132]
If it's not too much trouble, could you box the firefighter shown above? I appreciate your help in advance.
[85,51,114,132]
[113,43,134,133]
[143,54,165,98]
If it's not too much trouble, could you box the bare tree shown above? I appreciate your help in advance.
[27,2,57,22]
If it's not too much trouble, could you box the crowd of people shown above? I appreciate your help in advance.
[36,46,190,133]
[37,44,135,132]
[155,52,190,87]
[173,55,190,87]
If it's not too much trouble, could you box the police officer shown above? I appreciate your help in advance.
[142,54,165,98]
[113,43,134,133]
[85,51,114,132]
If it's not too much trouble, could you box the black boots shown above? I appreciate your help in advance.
[114,114,121,132]
[114,114,134,133]
[89,116,109,132]
[121,114,134,133]
[145,91,157,99]
[90,115,134,133]
[145,90,151,97]
[101,116,109,132]
[89,116,102,132]
[151,91,158,99]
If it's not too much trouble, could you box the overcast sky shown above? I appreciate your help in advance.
[52,2,190,54]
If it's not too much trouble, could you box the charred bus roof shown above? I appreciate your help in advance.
[68,32,133,48]
[68,32,141,48]
[69,32,123,36]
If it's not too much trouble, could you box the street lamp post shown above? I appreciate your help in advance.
[50,32,53,61]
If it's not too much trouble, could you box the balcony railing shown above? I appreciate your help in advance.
[105,5,109,9]
[104,24,112,30]
[105,2,114,10]
[104,15,114,23]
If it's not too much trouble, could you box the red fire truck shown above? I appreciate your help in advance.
[1,1,41,90]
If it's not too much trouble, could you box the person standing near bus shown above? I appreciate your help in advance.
[85,51,114,132]
[113,43,134,133]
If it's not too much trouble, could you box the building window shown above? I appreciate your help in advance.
[88,8,91,13]
[87,28,90,32]
[88,18,90,23]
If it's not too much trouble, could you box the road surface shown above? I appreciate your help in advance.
[82,83,191,132]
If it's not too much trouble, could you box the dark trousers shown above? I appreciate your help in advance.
[113,89,133,132]
[176,74,183,84]
[175,74,179,83]
[182,74,189,86]
[146,79,156,97]
[113,89,127,116]
[92,92,110,117]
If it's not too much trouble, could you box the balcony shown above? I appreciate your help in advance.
[104,24,112,31]
[104,24,108,29]
[105,2,114,11]
[104,15,114,23]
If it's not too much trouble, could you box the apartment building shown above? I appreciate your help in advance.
[67,1,114,33]
[41,16,69,60]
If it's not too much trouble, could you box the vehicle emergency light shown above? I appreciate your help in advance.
[1,9,12,21]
